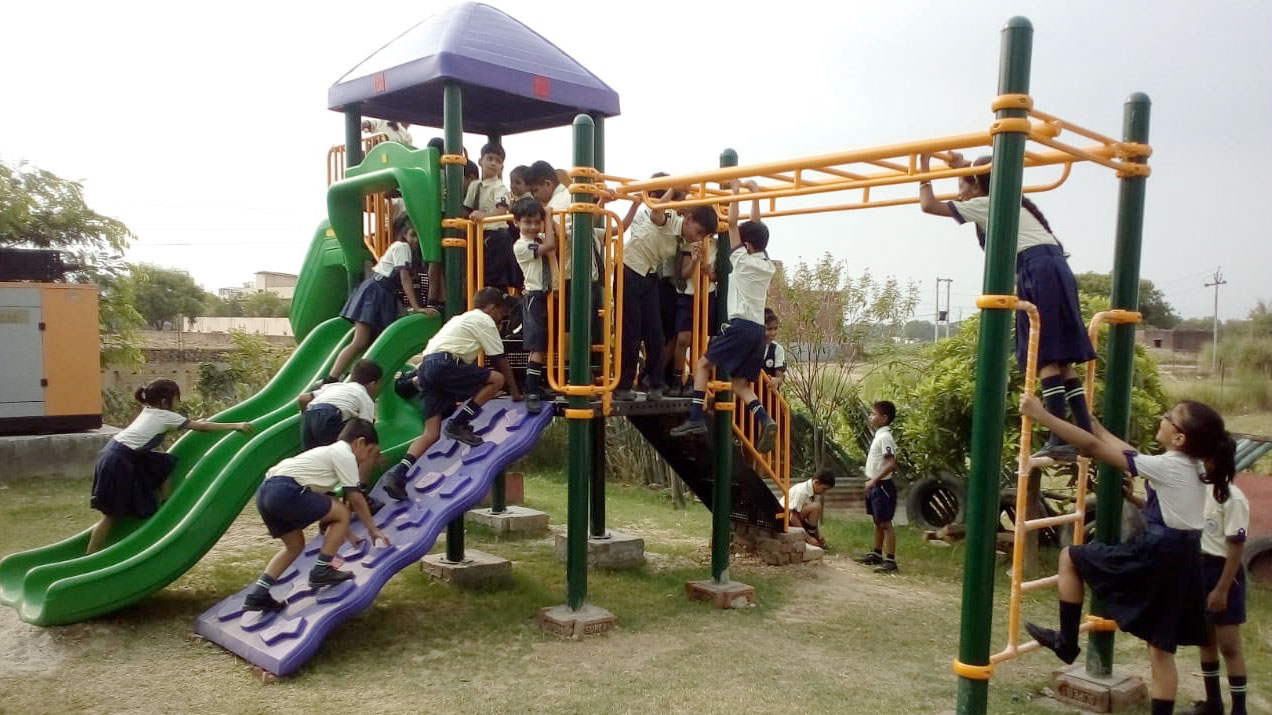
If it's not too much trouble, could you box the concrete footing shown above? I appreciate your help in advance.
[732,522,809,565]
[1051,664,1147,712]
[419,549,512,590]
[537,604,617,639]
[0,427,118,481]
[553,529,644,569]
[465,505,550,536]
[685,579,756,609]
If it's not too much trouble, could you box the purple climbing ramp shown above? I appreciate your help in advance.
[194,399,552,676]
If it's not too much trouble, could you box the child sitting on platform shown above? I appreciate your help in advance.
[380,288,521,500]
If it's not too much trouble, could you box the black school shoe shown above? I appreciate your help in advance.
[380,463,409,501]
[756,418,778,452]
[309,564,355,588]
[364,493,386,515]
[669,419,707,438]
[1030,443,1079,463]
[855,551,884,566]
[394,370,420,399]
[1024,622,1080,664]
[243,591,285,612]
[525,394,542,414]
[445,420,484,447]
[873,560,898,574]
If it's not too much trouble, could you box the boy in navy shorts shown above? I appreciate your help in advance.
[511,197,556,414]
[244,418,390,611]
[380,288,520,501]
[856,401,900,573]
[298,359,382,450]
[670,180,778,452]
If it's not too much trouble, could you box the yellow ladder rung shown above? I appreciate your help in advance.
[1022,512,1081,531]
[1020,574,1059,593]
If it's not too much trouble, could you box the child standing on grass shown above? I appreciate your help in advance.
[326,214,427,383]
[243,419,390,612]
[784,469,835,548]
[89,380,252,553]
[919,152,1096,464]
[511,197,556,414]
[856,401,899,573]
[1019,394,1236,715]
[670,180,778,452]
[380,288,521,501]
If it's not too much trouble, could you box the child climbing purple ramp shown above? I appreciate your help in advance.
[194,398,553,676]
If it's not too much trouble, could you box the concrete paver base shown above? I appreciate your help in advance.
[465,505,550,536]
[537,604,617,639]
[685,579,756,609]
[553,529,644,569]
[419,549,512,590]
[1052,664,1147,712]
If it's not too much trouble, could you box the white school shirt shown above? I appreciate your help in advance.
[679,237,718,296]
[464,177,510,215]
[552,184,602,282]
[1129,450,1207,530]
[514,236,553,293]
[947,196,1060,253]
[623,207,683,276]
[865,425,898,481]
[364,119,413,147]
[726,246,775,324]
[372,241,413,278]
[422,309,505,363]
[1200,484,1249,558]
[309,382,376,422]
[113,407,190,450]
[266,441,361,493]
[783,478,818,513]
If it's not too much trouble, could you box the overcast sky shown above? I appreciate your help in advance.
[4,0,1268,321]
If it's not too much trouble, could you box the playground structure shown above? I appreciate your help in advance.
[0,6,1170,712]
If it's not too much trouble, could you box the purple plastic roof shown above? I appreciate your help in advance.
[328,2,620,135]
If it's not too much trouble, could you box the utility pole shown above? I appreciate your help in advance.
[945,278,953,338]
[1205,267,1226,372]
[935,277,953,340]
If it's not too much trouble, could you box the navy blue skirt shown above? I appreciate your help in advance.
[90,440,177,518]
[705,318,766,381]
[1015,245,1096,368]
[1069,525,1207,653]
[340,273,400,334]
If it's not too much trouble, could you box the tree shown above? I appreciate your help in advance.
[128,263,211,329]
[0,159,144,367]
[207,295,246,317]
[767,253,919,463]
[1074,272,1180,329]
[241,290,290,317]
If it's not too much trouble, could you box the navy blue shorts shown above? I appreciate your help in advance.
[419,353,492,420]
[522,290,550,352]
[674,293,718,335]
[257,476,334,538]
[705,318,766,381]
[301,404,343,451]
[866,479,898,524]
[1202,553,1246,626]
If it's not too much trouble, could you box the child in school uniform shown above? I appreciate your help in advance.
[326,213,426,383]
[298,359,382,450]
[670,180,779,452]
[762,308,786,390]
[508,165,532,202]
[242,419,390,611]
[511,197,557,414]
[361,118,414,147]
[89,380,252,553]
[465,143,521,293]
[919,152,1096,463]
[669,231,718,394]
[784,469,836,548]
[1019,394,1237,715]
[380,288,521,501]
[856,401,900,573]
[527,160,603,334]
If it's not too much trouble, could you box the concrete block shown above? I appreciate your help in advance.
[465,505,549,536]
[538,604,617,639]
[685,579,756,609]
[554,529,644,570]
[0,427,118,481]
[802,544,824,562]
[419,549,512,590]
[1052,664,1147,712]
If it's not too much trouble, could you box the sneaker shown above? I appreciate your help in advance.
[613,389,638,401]
[445,420,484,447]
[1024,622,1080,664]
[525,394,542,414]
[855,551,884,566]
[381,463,409,501]
[308,564,355,588]
[394,370,420,399]
[647,386,665,401]
[669,419,708,438]
[365,494,386,515]
[1030,443,1079,464]
[756,418,778,452]
[243,591,285,612]
[874,560,898,574]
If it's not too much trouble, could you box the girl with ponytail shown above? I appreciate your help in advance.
[1018,394,1237,715]
[88,379,252,553]
[919,152,1097,465]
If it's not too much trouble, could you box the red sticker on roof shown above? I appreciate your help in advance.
[533,75,550,98]
[373,72,386,93]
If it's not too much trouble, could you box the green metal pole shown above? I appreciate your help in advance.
[491,470,506,514]
[710,148,738,585]
[1086,92,1151,677]
[443,82,467,563]
[344,104,363,168]
[589,112,607,540]
[566,114,596,611]
[955,17,1032,715]
[591,114,605,173]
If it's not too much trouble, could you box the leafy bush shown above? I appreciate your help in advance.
[190,330,291,418]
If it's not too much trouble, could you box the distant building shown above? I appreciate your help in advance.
[1138,328,1211,354]
[217,272,298,300]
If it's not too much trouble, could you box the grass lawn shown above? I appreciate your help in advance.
[0,471,1269,714]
